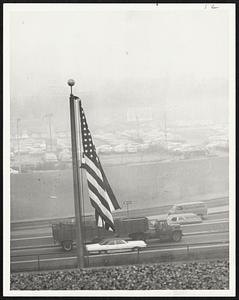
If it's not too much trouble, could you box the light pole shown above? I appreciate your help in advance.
[164,112,168,149]
[16,118,21,173]
[44,114,53,152]
[136,114,140,141]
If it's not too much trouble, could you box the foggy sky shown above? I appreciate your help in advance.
[8,6,231,130]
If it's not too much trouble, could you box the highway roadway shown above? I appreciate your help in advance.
[11,231,228,259]
[11,236,229,272]
[10,208,229,272]
[11,210,229,248]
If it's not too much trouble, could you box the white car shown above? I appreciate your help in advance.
[114,144,126,153]
[59,151,72,162]
[167,213,202,225]
[139,143,150,151]
[44,152,58,162]
[97,145,112,153]
[127,144,138,153]
[10,168,19,174]
[86,238,147,254]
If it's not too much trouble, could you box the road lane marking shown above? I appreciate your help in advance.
[190,244,229,250]
[11,231,229,252]
[183,230,229,236]
[11,200,229,227]
[11,235,52,241]
[10,221,229,243]
[11,244,60,252]
[12,256,77,264]
[182,219,229,227]
[11,259,40,264]
[139,243,229,255]
[10,219,229,243]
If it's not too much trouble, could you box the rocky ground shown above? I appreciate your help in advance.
[11,259,229,290]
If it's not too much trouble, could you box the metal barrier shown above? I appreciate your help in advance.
[11,240,229,272]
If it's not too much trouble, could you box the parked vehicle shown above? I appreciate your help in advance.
[139,143,150,151]
[97,145,112,154]
[183,149,207,159]
[168,201,207,219]
[113,144,126,153]
[127,144,138,153]
[86,238,147,254]
[10,168,19,174]
[44,152,58,162]
[52,216,182,251]
[167,213,202,225]
[59,151,72,162]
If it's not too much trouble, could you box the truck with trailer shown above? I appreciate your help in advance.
[52,216,182,251]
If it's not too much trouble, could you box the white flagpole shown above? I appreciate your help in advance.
[68,79,85,268]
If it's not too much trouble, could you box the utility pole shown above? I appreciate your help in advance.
[164,112,168,149]
[124,200,133,217]
[136,114,140,141]
[68,79,85,268]
[44,114,53,152]
[16,118,21,173]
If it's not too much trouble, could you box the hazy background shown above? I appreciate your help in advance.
[9,7,229,133]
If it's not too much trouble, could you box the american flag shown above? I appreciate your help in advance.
[78,100,120,231]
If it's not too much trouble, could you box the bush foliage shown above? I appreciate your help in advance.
[11,259,229,290]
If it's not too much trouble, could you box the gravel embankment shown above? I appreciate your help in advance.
[11,259,229,290]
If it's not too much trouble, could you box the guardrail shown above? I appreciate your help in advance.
[11,240,229,272]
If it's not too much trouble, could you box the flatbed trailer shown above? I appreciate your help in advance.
[52,217,182,251]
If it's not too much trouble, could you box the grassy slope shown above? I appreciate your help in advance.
[11,156,228,221]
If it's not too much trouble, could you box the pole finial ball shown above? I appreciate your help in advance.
[67,79,75,87]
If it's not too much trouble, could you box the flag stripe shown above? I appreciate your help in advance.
[89,195,114,228]
[78,99,120,231]
[84,164,105,193]
[85,154,119,211]
[97,215,103,227]
[84,155,103,181]
[83,161,105,191]
[84,161,116,212]
[85,164,116,212]
[88,190,113,223]
[86,173,110,208]
[87,175,115,212]
[90,199,114,230]
[87,180,111,211]
[98,160,121,210]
